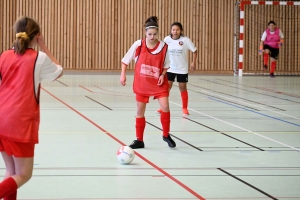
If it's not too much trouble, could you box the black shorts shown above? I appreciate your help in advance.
[263,44,279,59]
[167,72,188,82]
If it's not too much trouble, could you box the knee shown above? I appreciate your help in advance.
[264,49,270,54]
[21,171,33,184]
[179,87,187,92]
[136,108,145,117]
[179,84,187,92]
[160,104,170,112]
[19,169,33,182]
[5,170,15,179]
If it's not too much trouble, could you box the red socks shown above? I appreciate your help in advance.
[0,177,18,199]
[135,117,146,141]
[264,53,269,66]
[4,191,17,200]
[161,111,170,137]
[270,61,276,73]
[136,113,170,139]
[181,90,188,108]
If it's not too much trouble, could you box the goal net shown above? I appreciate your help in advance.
[234,1,300,76]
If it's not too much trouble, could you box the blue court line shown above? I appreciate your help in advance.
[208,97,300,127]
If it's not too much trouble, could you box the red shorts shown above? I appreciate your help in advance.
[0,139,35,157]
[136,93,169,103]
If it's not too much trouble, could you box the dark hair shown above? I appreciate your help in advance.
[170,22,184,37]
[268,20,276,26]
[144,16,159,29]
[12,16,40,55]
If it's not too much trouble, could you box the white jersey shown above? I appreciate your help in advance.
[164,35,197,74]
[34,51,63,95]
[121,39,170,69]
[261,29,284,41]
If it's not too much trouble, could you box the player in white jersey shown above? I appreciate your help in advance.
[157,22,197,115]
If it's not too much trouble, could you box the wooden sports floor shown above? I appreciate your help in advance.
[1,72,300,200]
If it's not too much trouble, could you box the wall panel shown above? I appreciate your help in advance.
[1,0,297,72]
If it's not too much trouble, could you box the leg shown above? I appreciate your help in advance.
[178,82,187,92]
[2,156,33,200]
[136,101,146,118]
[269,47,279,78]
[270,57,277,78]
[1,152,15,180]
[129,101,147,149]
[263,49,270,69]
[12,156,34,188]
[158,97,170,136]
[156,81,173,114]
[158,97,176,148]
[0,152,18,199]
[168,81,173,91]
[178,74,189,115]
[178,82,188,110]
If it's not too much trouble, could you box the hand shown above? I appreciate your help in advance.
[190,62,195,70]
[259,49,263,55]
[278,42,283,47]
[37,34,45,47]
[120,74,126,86]
[157,74,164,86]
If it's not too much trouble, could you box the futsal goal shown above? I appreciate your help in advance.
[234,1,300,76]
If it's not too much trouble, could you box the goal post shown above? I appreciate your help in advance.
[236,1,300,76]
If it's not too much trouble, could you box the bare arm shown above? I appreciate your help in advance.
[37,35,61,65]
[120,63,127,86]
[259,41,264,55]
[190,50,197,70]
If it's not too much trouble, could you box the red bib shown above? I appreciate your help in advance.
[0,49,40,143]
[133,39,169,96]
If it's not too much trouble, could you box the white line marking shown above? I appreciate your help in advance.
[169,101,300,151]
[198,89,300,120]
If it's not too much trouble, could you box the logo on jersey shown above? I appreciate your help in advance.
[140,64,160,79]
[179,41,184,46]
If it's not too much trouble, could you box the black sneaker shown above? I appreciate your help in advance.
[129,140,145,149]
[270,73,275,78]
[163,135,176,148]
[263,65,268,70]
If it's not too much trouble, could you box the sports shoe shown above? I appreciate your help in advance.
[156,109,162,114]
[129,140,145,149]
[163,135,176,148]
[263,65,268,70]
[182,108,189,115]
[270,73,275,78]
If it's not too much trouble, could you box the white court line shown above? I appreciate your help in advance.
[197,89,300,120]
[169,101,300,151]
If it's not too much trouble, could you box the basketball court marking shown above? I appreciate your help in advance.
[169,101,300,151]
[215,78,300,99]
[187,84,300,120]
[183,117,264,151]
[188,83,285,111]
[42,87,206,200]
[209,97,300,127]
[218,168,278,200]
[198,78,300,104]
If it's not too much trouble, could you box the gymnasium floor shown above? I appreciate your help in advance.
[1,72,300,200]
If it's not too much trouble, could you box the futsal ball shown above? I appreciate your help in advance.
[117,146,135,164]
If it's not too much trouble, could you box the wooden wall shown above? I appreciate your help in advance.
[0,0,298,73]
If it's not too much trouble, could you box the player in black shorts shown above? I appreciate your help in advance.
[259,21,284,78]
